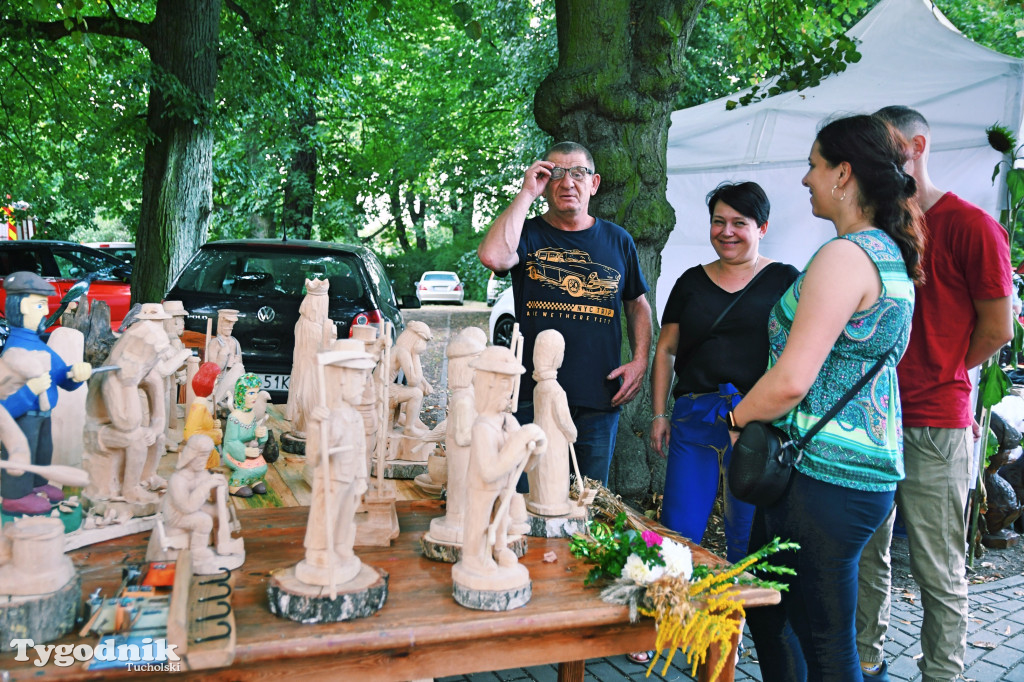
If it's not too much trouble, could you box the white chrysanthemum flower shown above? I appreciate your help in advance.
[661,539,693,580]
[621,553,665,585]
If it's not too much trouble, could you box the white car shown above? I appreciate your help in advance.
[486,271,510,306]
[489,286,516,347]
[416,270,464,305]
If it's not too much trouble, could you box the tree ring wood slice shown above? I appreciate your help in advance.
[267,564,388,623]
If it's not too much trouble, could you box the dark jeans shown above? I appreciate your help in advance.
[514,402,619,490]
[746,471,894,682]
[0,412,53,499]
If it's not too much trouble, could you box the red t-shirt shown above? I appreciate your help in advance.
[898,192,1012,428]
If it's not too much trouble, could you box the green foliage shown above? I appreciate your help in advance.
[569,513,666,586]
[980,360,1012,410]
[381,237,485,299]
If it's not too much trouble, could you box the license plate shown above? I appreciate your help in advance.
[432,286,446,291]
[259,373,290,391]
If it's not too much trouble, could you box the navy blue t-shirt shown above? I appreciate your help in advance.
[511,216,648,410]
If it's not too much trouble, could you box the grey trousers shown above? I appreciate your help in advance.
[856,426,971,682]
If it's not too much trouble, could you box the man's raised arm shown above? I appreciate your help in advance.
[478,160,554,273]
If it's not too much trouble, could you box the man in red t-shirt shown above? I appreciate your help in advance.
[856,107,1014,682]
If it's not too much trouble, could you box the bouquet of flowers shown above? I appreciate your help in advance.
[570,511,796,679]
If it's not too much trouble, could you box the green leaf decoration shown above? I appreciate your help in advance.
[1006,168,1024,209]
[980,361,1012,410]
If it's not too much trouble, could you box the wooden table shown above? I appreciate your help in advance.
[0,501,779,681]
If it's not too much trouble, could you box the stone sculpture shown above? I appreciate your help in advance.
[452,345,545,611]
[267,340,388,623]
[221,373,269,497]
[146,434,244,574]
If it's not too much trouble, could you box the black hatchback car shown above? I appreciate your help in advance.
[165,239,418,401]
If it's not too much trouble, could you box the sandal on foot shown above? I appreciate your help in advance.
[627,651,653,665]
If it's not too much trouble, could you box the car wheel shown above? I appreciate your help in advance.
[564,275,584,297]
[494,315,516,348]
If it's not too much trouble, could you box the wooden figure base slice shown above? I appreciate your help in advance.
[0,573,81,652]
[267,564,388,624]
[982,529,1021,549]
[420,533,528,564]
[371,460,427,480]
[452,576,531,612]
[279,431,307,455]
[525,507,592,539]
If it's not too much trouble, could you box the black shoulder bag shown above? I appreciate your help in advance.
[728,341,898,507]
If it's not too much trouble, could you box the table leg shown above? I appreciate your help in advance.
[557,660,585,682]
[698,614,743,682]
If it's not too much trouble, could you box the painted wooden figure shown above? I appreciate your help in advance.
[182,362,223,469]
[221,373,269,497]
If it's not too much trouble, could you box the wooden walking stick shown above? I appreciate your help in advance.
[487,437,539,547]
[314,355,338,598]
[568,442,585,506]
[509,323,523,413]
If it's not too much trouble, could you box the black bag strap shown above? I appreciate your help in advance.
[790,339,901,450]
[692,264,773,350]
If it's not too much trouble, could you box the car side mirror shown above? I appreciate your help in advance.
[400,294,421,309]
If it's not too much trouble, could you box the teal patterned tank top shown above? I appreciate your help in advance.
[768,229,914,491]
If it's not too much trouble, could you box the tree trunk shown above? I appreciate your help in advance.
[282,102,318,241]
[405,191,427,251]
[134,0,220,304]
[450,190,474,242]
[390,187,411,252]
[535,0,704,502]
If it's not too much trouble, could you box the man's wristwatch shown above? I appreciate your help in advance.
[726,411,743,433]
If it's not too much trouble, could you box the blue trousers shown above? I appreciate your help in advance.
[746,471,894,682]
[661,385,754,563]
[515,402,619,490]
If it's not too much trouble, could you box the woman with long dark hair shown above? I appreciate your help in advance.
[730,114,924,680]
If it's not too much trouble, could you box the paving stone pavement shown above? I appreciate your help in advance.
[440,573,1024,682]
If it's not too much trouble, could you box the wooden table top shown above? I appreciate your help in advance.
[1,500,779,681]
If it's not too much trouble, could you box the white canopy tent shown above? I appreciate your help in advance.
[657,0,1024,317]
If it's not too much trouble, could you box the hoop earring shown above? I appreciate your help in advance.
[831,185,846,201]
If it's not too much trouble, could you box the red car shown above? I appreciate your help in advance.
[0,240,132,332]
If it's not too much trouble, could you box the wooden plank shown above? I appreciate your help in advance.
[274,454,312,507]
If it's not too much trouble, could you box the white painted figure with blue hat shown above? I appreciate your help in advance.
[0,271,92,517]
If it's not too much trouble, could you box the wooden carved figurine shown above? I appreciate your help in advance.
[160,300,190,448]
[286,278,337,441]
[452,346,545,611]
[424,328,485,553]
[146,434,244,574]
[1,271,92,516]
[221,373,269,497]
[183,362,223,469]
[388,320,433,436]
[83,306,192,517]
[207,308,244,410]
[525,329,576,518]
[267,340,388,623]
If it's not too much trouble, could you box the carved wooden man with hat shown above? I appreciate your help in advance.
[0,271,92,516]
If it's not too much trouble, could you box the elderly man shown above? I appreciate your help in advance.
[478,141,652,486]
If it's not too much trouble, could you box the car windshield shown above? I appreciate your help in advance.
[52,247,125,279]
[174,248,367,299]
[423,273,457,282]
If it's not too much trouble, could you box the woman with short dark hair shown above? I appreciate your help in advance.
[650,181,799,564]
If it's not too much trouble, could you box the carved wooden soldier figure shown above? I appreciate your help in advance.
[525,329,577,517]
[452,346,545,611]
[286,278,337,441]
[147,434,244,574]
[295,339,375,587]
[207,308,244,410]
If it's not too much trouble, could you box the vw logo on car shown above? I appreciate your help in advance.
[257,306,276,323]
